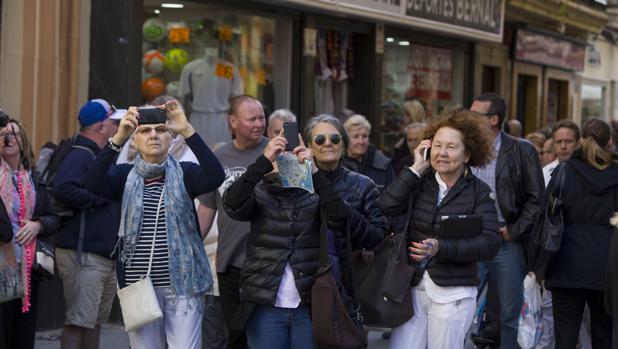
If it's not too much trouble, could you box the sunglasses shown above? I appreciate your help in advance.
[313,134,342,146]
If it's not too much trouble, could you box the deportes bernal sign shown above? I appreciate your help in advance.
[273,0,505,42]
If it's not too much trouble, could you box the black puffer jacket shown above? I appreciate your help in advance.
[326,166,388,250]
[379,168,501,287]
[223,155,348,305]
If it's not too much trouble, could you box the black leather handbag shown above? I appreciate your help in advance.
[311,210,365,349]
[352,198,416,328]
[539,162,567,253]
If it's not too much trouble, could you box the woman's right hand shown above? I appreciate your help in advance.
[111,107,139,146]
[410,139,432,174]
[263,134,287,162]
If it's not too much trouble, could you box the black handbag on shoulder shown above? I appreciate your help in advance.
[311,210,365,349]
[351,198,416,328]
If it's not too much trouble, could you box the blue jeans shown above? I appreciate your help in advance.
[246,304,315,349]
[478,241,526,349]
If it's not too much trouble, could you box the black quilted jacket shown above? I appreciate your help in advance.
[379,168,501,287]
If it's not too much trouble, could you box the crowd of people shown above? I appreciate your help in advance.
[0,91,617,349]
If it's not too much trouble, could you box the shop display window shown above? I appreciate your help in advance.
[141,1,283,113]
[581,83,606,124]
[380,38,464,153]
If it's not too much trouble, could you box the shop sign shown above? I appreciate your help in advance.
[338,0,402,15]
[304,28,318,57]
[406,44,452,99]
[405,0,502,34]
[515,29,586,72]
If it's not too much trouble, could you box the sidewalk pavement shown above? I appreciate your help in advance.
[35,327,388,349]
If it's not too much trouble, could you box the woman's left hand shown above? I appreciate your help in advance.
[408,238,439,262]
[15,220,42,245]
[164,100,194,138]
[294,134,318,174]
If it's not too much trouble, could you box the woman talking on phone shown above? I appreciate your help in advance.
[378,108,501,349]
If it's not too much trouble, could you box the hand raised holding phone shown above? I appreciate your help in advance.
[410,139,432,174]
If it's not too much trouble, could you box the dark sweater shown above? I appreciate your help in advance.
[53,135,119,257]
[0,198,11,243]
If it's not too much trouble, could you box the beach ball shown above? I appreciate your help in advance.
[143,18,166,43]
[141,77,165,100]
[142,50,165,74]
[164,48,188,73]
[166,81,180,97]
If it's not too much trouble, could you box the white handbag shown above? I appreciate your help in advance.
[117,190,164,332]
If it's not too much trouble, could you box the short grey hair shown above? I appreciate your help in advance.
[343,114,372,133]
[268,109,297,127]
[404,122,426,133]
[303,114,349,150]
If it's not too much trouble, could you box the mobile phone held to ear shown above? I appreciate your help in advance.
[283,122,299,151]
[423,147,430,161]
[138,107,166,125]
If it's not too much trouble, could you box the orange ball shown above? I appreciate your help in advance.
[141,77,165,100]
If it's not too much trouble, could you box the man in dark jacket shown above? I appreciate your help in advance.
[470,93,544,349]
[52,99,120,349]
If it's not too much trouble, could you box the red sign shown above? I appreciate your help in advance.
[515,29,585,72]
[406,44,452,100]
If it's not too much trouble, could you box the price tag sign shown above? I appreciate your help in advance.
[215,63,234,80]
[168,28,190,44]
[218,26,233,42]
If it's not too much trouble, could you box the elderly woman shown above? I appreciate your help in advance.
[342,114,394,192]
[305,114,387,275]
[0,116,58,349]
[84,101,224,349]
[379,109,501,349]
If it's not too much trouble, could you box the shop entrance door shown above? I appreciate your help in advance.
[515,74,539,135]
[547,79,569,126]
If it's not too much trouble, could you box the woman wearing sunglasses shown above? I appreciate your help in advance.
[378,108,501,349]
[304,114,387,278]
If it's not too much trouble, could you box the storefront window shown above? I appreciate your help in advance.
[581,83,606,124]
[141,1,289,115]
[380,38,464,153]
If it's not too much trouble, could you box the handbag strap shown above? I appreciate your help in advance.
[146,187,165,277]
[318,209,330,268]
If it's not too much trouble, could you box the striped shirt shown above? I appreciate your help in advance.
[124,177,171,288]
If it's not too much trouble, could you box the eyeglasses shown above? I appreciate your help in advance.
[314,134,342,146]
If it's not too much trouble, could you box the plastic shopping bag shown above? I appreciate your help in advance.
[517,274,543,349]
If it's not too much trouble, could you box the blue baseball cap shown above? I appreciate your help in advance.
[78,99,114,127]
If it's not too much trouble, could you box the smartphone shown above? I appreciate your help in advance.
[423,147,430,161]
[138,107,166,125]
[283,122,299,151]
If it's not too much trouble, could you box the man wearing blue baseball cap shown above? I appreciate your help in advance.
[52,99,120,349]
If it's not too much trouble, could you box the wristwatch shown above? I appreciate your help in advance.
[107,137,122,153]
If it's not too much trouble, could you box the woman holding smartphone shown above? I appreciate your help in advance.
[378,108,501,349]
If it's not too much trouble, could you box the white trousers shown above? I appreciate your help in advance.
[128,287,204,349]
[389,287,476,349]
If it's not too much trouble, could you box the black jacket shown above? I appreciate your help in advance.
[0,171,58,243]
[53,135,120,257]
[222,155,348,306]
[545,151,618,291]
[342,145,395,192]
[494,132,545,242]
[379,168,501,287]
[326,166,388,251]
[0,197,11,242]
